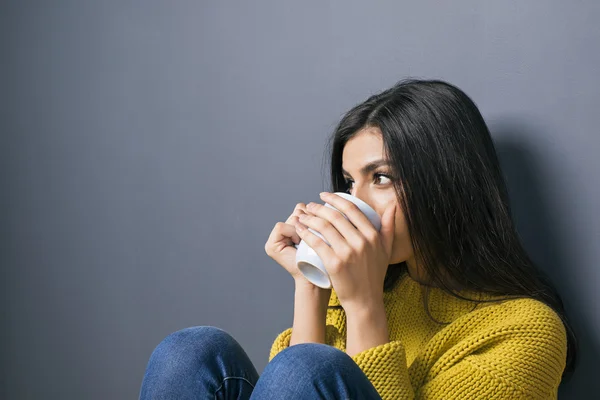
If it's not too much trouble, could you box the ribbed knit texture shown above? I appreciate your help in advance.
[269,274,567,399]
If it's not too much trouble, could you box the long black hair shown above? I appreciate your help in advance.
[325,78,576,377]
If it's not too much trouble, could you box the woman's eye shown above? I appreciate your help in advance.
[344,173,392,193]
[375,173,392,184]
[344,180,354,193]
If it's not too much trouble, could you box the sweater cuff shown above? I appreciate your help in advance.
[268,325,344,362]
[268,327,293,362]
[351,340,414,400]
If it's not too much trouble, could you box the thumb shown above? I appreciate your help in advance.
[380,203,396,258]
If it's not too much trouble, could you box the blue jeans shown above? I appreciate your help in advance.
[139,326,382,399]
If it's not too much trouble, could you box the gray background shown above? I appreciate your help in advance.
[2,1,599,399]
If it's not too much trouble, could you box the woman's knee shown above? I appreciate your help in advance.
[141,326,258,399]
[265,343,354,379]
[146,326,236,373]
[252,344,357,397]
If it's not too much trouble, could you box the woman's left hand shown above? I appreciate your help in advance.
[294,192,397,314]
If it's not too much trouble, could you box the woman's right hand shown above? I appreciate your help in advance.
[264,203,313,284]
[265,203,332,346]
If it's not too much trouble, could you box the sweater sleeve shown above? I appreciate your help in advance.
[268,327,293,362]
[349,299,567,400]
[268,324,344,362]
[351,340,415,399]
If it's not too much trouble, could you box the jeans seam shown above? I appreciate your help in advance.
[213,376,256,399]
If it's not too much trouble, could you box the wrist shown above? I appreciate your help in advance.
[345,300,389,357]
[294,278,328,294]
[290,280,331,346]
[343,295,385,318]
[294,279,330,304]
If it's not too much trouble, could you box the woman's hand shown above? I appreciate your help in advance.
[293,192,397,314]
[264,203,319,287]
[265,202,332,346]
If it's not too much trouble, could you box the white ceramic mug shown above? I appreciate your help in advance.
[293,192,382,289]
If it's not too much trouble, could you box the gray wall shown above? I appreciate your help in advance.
[2,1,599,399]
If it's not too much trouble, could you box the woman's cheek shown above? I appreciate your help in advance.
[390,232,412,264]
[390,211,412,262]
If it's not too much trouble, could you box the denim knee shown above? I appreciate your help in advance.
[264,343,355,382]
[252,343,380,399]
[146,326,234,378]
[141,326,259,399]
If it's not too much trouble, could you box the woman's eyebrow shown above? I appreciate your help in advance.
[342,159,390,176]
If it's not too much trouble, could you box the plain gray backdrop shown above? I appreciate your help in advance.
[2,1,599,399]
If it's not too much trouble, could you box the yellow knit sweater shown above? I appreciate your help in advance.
[269,273,567,399]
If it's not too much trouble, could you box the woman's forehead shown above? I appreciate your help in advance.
[342,129,387,171]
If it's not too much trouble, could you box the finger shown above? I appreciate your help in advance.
[285,203,307,224]
[319,193,376,237]
[304,201,363,246]
[282,220,302,246]
[298,208,356,254]
[267,221,301,249]
[294,220,337,267]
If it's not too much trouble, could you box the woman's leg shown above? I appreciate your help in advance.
[139,326,259,400]
[250,343,382,399]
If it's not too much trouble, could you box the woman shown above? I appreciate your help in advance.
[139,79,576,399]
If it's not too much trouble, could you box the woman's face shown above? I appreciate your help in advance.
[342,127,417,273]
